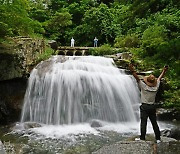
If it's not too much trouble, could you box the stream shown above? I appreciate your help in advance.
[0,121,177,153]
[0,56,179,153]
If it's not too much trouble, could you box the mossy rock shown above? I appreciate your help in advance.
[114,59,130,69]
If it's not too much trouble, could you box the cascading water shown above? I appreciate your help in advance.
[21,56,140,125]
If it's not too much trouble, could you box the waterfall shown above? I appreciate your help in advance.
[21,56,140,125]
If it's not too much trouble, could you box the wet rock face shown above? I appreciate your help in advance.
[106,52,132,70]
[0,78,27,125]
[0,37,45,81]
[0,37,45,125]
[0,53,26,81]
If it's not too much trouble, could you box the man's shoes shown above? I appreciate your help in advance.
[135,138,140,141]
[156,140,161,144]
[135,138,161,143]
[135,138,145,141]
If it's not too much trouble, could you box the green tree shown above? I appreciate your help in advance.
[0,0,44,38]
[142,24,168,56]
[67,2,89,25]
[28,0,51,23]
[114,34,140,48]
[48,0,68,12]
[130,0,170,18]
[44,11,72,40]
[70,3,123,46]
[0,22,12,39]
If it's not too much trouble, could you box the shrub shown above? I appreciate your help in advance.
[142,25,167,56]
[91,44,114,56]
[114,34,140,48]
[0,22,12,39]
[37,47,54,62]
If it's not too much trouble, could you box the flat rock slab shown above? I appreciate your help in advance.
[93,137,180,154]
[92,141,153,154]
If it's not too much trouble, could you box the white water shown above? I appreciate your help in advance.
[32,122,171,138]
[14,121,172,140]
[21,56,140,125]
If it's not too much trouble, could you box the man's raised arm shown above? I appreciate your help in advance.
[129,64,140,82]
[157,66,169,81]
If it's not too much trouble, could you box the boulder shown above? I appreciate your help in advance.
[92,137,179,154]
[90,120,103,128]
[48,40,58,51]
[23,122,42,129]
[161,128,180,140]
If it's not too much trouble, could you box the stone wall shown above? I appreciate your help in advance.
[0,37,45,124]
[0,36,45,81]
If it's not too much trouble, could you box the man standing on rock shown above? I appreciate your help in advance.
[94,37,98,47]
[129,64,168,143]
[71,37,75,47]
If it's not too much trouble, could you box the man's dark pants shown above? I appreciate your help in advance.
[140,103,161,140]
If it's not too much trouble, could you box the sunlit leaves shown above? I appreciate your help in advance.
[0,0,44,37]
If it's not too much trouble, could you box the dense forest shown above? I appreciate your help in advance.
[0,0,179,111]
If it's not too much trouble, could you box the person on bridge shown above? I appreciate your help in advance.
[94,37,98,47]
[129,64,169,143]
[71,37,75,47]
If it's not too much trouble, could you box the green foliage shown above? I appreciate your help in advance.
[29,9,50,22]
[135,7,180,36]
[114,34,140,48]
[0,22,12,39]
[129,48,144,57]
[142,25,168,56]
[163,83,180,111]
[72,3,124,46]
[31,20,45,34]
[130,0,174,18]
[44,11,72,39]
[37,47,54,63]
[91,44,114,56]
[48,0,68,12]
[67,2,89,25]
[48,12,72,28]
[0,0,44,38]
[155,38,180,62]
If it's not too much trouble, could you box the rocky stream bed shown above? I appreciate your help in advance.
[0,121,180,154]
